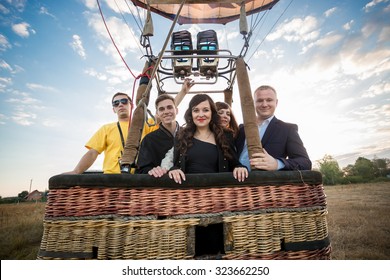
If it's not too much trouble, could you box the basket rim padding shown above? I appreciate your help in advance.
[49,170,322,189]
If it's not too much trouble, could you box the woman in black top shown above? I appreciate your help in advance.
[168,94,248,184]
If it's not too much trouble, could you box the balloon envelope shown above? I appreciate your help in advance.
[130,0,279,24]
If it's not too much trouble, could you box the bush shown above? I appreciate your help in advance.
[0,197,21,204]
[370,177,390,183]
[339,176,364,184]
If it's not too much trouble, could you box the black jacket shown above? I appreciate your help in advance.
[235,117,312,170]
[136,123,179,174]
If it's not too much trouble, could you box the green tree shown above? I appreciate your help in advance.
[317,155,342,185]
[342,164,355,176]
[372,157,389,177]
[354,157,375,181]
[18,190,29,200]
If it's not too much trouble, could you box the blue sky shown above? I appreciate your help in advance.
[0,0,389,197]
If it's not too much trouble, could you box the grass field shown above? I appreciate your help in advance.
[0,182,389,260]
[0,201,45,259]
[324,182,390,259]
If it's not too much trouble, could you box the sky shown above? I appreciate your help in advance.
[0,0,389,197]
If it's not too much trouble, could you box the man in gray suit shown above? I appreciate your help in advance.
[235,85,312,171]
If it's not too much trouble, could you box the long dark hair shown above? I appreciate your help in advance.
[216,101,239,138]
[177,94,233,159]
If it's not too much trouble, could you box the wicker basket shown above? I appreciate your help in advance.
[39,218,199,259]
[38,171,331,260]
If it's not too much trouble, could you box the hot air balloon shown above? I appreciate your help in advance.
[38,0,330,260]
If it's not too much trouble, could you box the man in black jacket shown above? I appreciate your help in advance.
[235,85,312,171]
[136,79,194,176]
[136,94,181,177]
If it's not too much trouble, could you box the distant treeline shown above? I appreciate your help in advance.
[316,155,390,185]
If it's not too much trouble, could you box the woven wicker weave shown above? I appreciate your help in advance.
[45,184,326,218]
[39,171,331,260]
[223,246,332,260]
[38,208,330,260]
[39,218,200,259]
[223,209,329,255]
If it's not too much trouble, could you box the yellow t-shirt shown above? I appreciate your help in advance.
[86,121,129,174]
[85,119,159,174]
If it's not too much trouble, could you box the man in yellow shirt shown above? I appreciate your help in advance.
[65,92,132,174]
[66,79,194,174]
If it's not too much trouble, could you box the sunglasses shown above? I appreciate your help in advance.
[112,98,129,107]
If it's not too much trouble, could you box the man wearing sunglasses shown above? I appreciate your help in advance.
[64,92,132,174]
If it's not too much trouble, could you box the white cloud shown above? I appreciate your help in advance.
[187,25,202,43]
[86,12,140,61]
[382,104,390,117]
[26,83,57,92]
[271,47,284,59]
[364,0,389,12]
[105,64,132,84]
[363,81,390,97]
[339,47,390,79]
[0,77,12,92]
[343,20,354,31]
[361,22,377,38]
[11,111,37,126]
[0,113,7,125]
[107,76,122,85]
[6,0,26,12]
[82,0,98,10]
[0,59,12,71]
[337,97,356,109]
[378,26,390,42]
[103,0,127,13]
[299,16,390,81]
[0,76,12,84]
[70,34,87,59]
[0,34,11,51]
[324,7,337,17]
[11,64,24,74]
[345,104,390,146]
[252,49,268,60]
[6,96,39,105]
[267,16,319,43]
[0,3,10,14]
[103,0,141,17]
[39,6,56,19]
[316,33,343,47]
[84,68,107,80]
[301,32,343,54]
[0,60,24,74]
[42,119,60,127]
[226,30,239,42]
[12,22,34,38]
